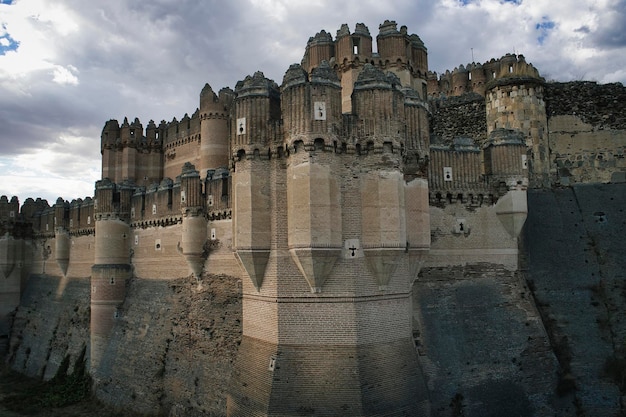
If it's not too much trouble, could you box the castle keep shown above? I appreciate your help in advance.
[2,20,626,417]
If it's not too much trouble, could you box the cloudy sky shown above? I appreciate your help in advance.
[1,0,625,205]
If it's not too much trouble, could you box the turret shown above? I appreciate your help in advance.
[485,54,549,187]
[136,119,164,187]
[470,62,487,95]
[336,23,373,112]
[230,72,280,290]
[403,87,430,177]
[179,162,206,278]
[409,33,428,83]
[351,64,405,152]
[377,20,411,86]
[483,129,529,239]
[53,197,70,276]
[199,83,231,176]
[452,65,469,95]
[301,30,335,74]
[280,62,343,293]
[231,71,281,157]
[281,61,342,147]
[90,179,133,373]
[101,119,120,182]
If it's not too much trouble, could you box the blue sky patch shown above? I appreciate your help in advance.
[1,0,14,4]
[0,24,19,55]
[536,18,556,45]
[502,0,522,4]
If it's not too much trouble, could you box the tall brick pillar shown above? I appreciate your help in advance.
[90,179,132,373]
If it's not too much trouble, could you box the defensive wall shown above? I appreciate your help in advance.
[1,20,626,417]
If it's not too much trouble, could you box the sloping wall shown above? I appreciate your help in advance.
[414,265,561,417]
[525,183,626,416]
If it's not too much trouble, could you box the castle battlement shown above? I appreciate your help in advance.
[428,53,543,97]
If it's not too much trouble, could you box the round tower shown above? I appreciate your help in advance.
[301,30,335,74]
[377,20,412,86]
[179,162,206,278]
[485,54,549,187]
[53,197,70,276]
[101,119,120,182]
[409,34,428,92]
[352,64,405,151]
[199,84,231,177]
[470,62,487,95]
[90,179,132,373]
[452,65,469,95]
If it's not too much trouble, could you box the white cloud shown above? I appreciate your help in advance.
[52,64,79,85]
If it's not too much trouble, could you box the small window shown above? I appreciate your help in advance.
[155,239,161,250]
[152,204,157,215]
[69,219,73,227]
[521,155,528,169]
[509,65,513,73]
[352,37,360,55]
[9,211,15,218]
[181,190,186,203]
[109,277,115,285]
[134,235,139,245]
[87,216,91,225]
[131,207,135,218]
[208,195,214,207]
[211,228,216,240]
[443,167,453,181]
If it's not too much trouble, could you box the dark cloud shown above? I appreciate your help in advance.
[589,1,626,48]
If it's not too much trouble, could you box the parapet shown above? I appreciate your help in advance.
[429,54,544,98]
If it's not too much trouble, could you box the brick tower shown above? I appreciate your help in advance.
[227,57,431,415]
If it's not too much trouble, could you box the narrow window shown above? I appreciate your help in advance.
[352,37,360,55]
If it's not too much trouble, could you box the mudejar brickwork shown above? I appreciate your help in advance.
[1,20,626,417]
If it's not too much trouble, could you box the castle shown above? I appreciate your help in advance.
[2,20,626,417]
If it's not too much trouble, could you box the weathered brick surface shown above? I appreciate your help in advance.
[229,337,428,417]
